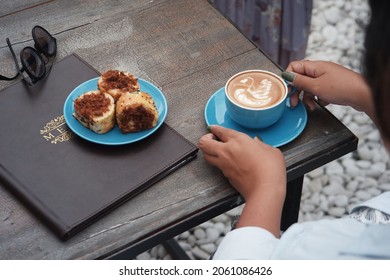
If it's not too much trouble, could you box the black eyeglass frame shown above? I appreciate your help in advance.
[0,25,57,86]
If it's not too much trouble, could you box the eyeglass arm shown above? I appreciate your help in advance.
[5,38,32,86]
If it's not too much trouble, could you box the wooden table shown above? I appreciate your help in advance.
[0,0,357,259]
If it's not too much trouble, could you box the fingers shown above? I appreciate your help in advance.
[208,125,240,143]
[284,60,325,110]
[289,93,300,108]
[198,126,237,170]
[283,72,318,94]
[199,126,254,166]
[201,151,220,168]
[285,60,305,73]
[283,69,316,109]
[284,60,327,90]
[199,125,242,154]
[198,132,221,157]
[302,93,317,111]
[286,60,320,77]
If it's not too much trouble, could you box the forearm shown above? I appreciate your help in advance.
[349,74,376,120]
[235,182,286,238]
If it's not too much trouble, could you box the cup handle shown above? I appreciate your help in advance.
[284,80,297,108]
[286,84,297,98]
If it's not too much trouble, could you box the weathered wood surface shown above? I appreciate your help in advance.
[0,0,357,259]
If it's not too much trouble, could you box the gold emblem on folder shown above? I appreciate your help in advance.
[40,115,73,144]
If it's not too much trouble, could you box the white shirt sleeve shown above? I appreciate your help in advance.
[212,217,388,259]
[212,226,279,259]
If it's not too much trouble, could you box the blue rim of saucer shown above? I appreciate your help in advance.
[204,87,307,147]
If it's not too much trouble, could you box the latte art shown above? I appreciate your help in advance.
[233,77,274,107]
[227,72,285,109]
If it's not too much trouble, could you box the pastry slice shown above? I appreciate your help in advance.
[73,90,115,134]
[116,91,159,133]
[98,70,140,101]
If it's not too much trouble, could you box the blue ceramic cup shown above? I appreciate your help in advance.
[225,70,293,129]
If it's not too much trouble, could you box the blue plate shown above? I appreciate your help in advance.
[204,87,307,147]
[64,77,167,145]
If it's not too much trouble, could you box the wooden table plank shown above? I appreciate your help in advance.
[0,0,170,44]
[1,0,52,18]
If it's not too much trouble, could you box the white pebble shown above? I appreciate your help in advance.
[308,167,324,178]
[226,206,243,217]
[321,25,338,45]
[322,183,343,196]
[346,180,359,192]
[301,203,316,213]
[216,236,224,246]
[325,161,344,175]
[214,222,226,234]
[324,7,341,24]
[157,246,167,258]
[199,221,214,229]
[150,246,159,258]
[328,207,346,217]
[212,214,229,223]
[355,190,372,201]
[365,162,386,178]
[179,231,190,239]
[359,177,379,189]
[178,241,193,251]
[353,113,371,124]
[309,192,321,205]
[200,243,217,255]
[333,195,349,207]
[319,197,330,212]
[308,178,323,193]
[187,235,196,246]
[356,160,371,169]
[206,228,220,243]
[136,251,151,260]
[357,146,373,161]
[193,228,206,240]
[342,158,361,176]
[191,247,210,260]
[367,188,381,197]
[379,183,390,191]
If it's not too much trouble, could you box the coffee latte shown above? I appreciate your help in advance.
[227,71,285,109]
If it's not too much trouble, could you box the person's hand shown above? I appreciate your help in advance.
[198,125,286,200]
[283,60,374,118]
[198,125,286,236]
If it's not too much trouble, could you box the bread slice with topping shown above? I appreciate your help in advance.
[73,90,115,134]
[98,70,140,101]
[116,91,159,133]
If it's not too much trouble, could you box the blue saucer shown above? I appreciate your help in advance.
[204,87,307,147]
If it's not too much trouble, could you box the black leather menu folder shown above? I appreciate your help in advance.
[0,54,198,240]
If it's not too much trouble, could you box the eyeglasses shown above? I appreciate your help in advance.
[0,25,57,86]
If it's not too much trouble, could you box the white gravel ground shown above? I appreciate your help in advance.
[136,0,387,260]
